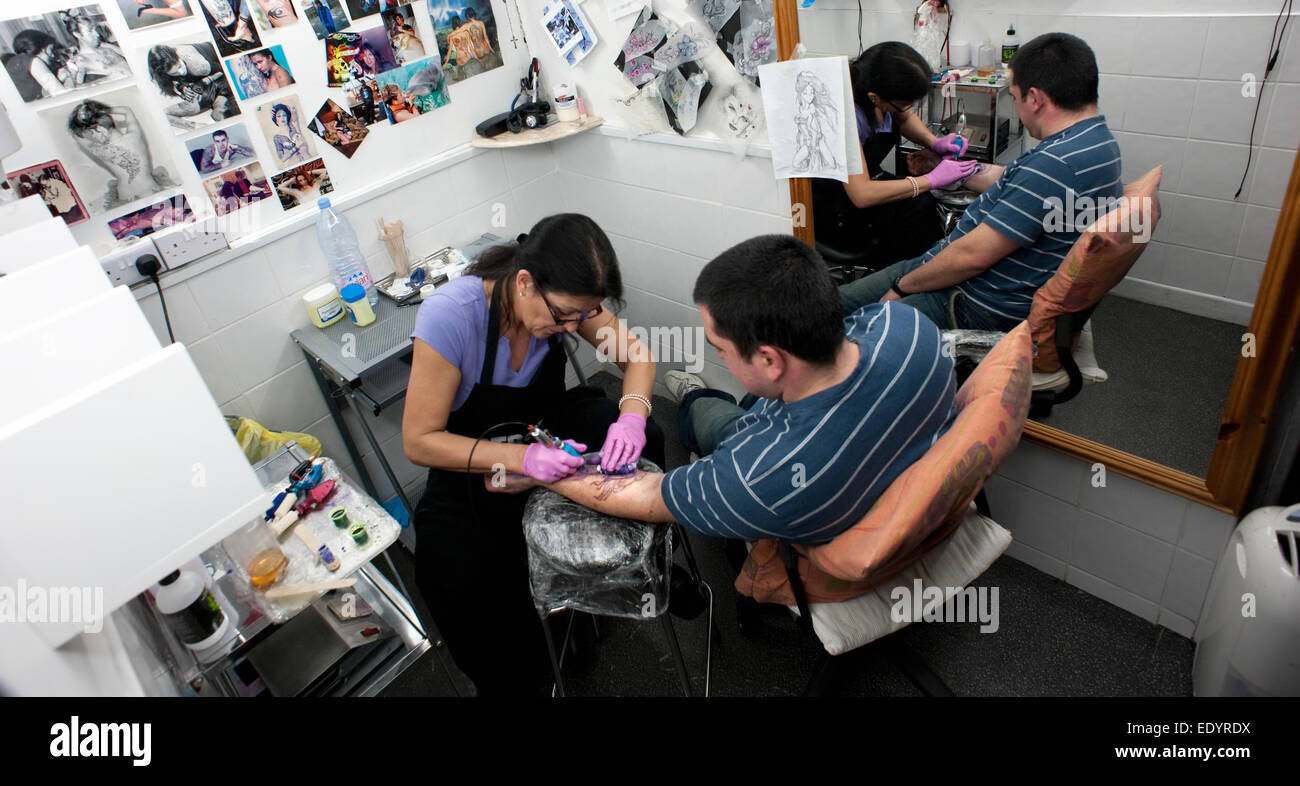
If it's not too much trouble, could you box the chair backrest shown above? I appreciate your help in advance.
[1029,166,1163,372]
[735,322,1034,605]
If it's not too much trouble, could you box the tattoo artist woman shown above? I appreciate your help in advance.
[402,214,663,695]
[814,41,980,267]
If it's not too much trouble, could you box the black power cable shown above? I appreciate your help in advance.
[134,254,174,344]
[1236,0,1293,199]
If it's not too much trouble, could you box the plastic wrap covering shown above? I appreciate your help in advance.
[523,458,672,619]
[942,329,1012,363]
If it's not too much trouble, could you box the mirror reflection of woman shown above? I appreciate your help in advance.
[269,102,309,166]
[814,42,987,269]
[67,99,176,209]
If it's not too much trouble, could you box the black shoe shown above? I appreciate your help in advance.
[668,563,706,620]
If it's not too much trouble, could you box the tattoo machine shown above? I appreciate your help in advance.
[265,458,325,522]
[584,453,638,476]
[526,424,583,457]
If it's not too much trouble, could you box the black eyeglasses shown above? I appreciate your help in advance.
[881,99,914,115]
[538,291,602,325]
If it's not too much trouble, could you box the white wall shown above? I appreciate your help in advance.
[797,0,1300,325]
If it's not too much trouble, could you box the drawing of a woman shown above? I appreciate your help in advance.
[792,70,839,173]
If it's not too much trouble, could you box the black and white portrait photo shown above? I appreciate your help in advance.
[39,86,180,215]
[144,33,241,134]
[195,0,262,57]
[0,5,132,103]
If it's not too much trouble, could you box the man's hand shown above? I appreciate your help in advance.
[879,288,902,302]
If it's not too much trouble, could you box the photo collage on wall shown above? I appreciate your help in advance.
[429,0,502,84]
[2,0,459,235]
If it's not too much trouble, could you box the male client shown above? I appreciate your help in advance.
[497,235,956,546]
[841,32,1123,331]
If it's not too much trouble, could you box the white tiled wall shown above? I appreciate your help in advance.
[988,440,1235,639]
[797,3,1300,325]
[554,131,794,402]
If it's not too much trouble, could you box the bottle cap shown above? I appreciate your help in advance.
[317,197,331,208]
[340,283,365,302]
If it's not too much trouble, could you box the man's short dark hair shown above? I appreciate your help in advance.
[1009,33,1099,111]
[693,235,843,365]
[212,129,228,140]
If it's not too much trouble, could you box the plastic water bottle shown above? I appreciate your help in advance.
[316,197,377,306]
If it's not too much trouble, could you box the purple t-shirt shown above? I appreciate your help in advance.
[855,105,894,145]
[411,275,551,412]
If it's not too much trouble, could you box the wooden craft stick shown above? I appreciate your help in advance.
[264,578,357,599]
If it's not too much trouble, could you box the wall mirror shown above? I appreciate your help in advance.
[774,0,1300,514]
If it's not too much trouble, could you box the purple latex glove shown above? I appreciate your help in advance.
[930,132,964,157]
[600,412,647,471]
[924,158,981,189]
[522,440,586,482]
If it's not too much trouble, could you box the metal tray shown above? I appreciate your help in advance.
[375,247,456,304]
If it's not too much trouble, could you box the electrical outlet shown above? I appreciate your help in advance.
[154,227,229,269]
[100,240,162,287]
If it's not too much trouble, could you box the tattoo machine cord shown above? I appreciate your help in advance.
[465,421,531,524]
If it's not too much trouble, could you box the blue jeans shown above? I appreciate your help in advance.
[677,389,755,457]
[838,258,1023,332]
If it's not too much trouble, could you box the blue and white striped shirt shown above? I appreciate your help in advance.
[937,115,1122,322]
[661,302,957,544]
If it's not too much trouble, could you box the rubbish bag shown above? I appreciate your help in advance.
[225,416,322,465]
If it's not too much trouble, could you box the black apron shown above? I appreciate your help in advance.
[413,281,566,695]
[812,110,944,271]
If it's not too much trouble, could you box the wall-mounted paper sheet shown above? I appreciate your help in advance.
[759,56,862,181]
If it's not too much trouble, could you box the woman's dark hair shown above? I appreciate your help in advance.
[12,29,56,56]
[1009,32,1098,111]
[466,213,623,326]
[693,235,842,366]
[147,45,182,96]
[67,99,115,136]
[271,102,291,125]
[849,41,932,131]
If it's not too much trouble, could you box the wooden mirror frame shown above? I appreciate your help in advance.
[775,0,1300,514]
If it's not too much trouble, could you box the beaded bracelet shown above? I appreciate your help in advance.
[618,393,652,417]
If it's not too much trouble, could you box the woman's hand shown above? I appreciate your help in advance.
[930,132,964,157]
[600,413,646,471]
[923,158,980,190]
[522,441,586,482]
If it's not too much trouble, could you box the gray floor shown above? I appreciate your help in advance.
[377,371,1195,697]
[1031,295,1241,478]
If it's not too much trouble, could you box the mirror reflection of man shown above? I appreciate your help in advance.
[200,128,253,173]
[840,33,1122,332]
